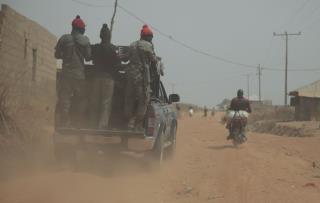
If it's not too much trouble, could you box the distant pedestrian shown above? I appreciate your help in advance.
[203,106,208,117]
[189,107,194,117]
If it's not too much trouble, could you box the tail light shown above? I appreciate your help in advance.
[146,107,156,136]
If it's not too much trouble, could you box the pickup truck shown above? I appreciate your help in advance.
[53,46,180,164]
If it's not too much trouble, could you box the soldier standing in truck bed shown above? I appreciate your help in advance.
[89,24,120,129]
[124,25,158,130]
[54,15,91,127]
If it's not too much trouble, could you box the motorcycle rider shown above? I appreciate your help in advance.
[230,89,252,113]
[226,89,251,140]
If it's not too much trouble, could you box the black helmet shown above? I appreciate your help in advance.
[237,89,244,97]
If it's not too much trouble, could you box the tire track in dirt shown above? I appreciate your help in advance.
[1,113,320,203]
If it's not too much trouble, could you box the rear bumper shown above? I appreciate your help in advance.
[56,128,146,138]
[53,128,155,151]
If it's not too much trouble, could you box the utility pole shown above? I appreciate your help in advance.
[110,0,118,40]
[246,74,250,100]
[257,64,262,102]
[273,31,301,106]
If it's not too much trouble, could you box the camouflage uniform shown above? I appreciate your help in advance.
[124,39,157,128]
[55,31,91,127]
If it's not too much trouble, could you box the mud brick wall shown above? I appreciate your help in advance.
[0,4,57,106]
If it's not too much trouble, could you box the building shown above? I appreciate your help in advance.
[0,4,57,106]
[289,80,320,121]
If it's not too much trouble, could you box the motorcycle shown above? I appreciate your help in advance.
[227,111,248,147]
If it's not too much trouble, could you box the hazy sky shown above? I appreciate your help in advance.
[1,0,320,106]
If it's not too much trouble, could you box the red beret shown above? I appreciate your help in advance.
[140,25,153,37]
[72,15,85,29]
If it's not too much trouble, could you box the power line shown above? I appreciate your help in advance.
[262,66,320,72]
[70,1,320,72]
[279,0,312,30]
[71,0,113,8]
[273,31,302,105]
[301,15,320,31]
[117,4,259,70]
[117,4,320,72]
[299,2,320,30]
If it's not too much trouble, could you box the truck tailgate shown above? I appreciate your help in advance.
[56,128,145,138]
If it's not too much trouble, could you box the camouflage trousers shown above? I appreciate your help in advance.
[124,76,150,127]
[87,74,114,129]
[55,75,87,128]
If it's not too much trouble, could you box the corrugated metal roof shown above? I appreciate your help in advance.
[292,80,320,98]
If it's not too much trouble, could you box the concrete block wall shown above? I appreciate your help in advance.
[0,4,57,106]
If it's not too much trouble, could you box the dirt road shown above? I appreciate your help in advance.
[1,114,320,203]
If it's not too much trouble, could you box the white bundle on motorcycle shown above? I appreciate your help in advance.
[226,110,249,122]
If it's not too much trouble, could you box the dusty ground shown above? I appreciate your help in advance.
[249,120,320,137]
[1,113,320,203]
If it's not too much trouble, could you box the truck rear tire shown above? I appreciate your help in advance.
[166,125,177,159]
[152,131,165,165]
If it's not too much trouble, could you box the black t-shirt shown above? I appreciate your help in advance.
[91,43,120,76]
[230,97,252,113]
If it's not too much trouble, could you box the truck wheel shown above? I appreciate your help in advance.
[152,131,165,165]
[166,125,177,159]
